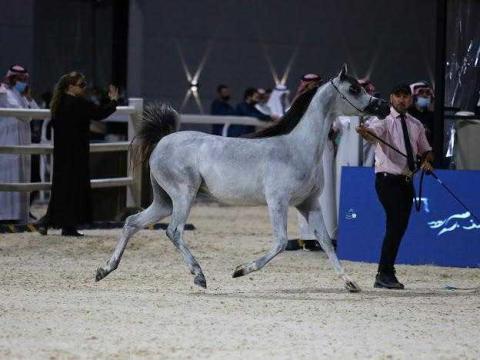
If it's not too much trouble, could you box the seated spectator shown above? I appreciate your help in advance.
[408,81,434,145]
[210,84,235,135]
[229,87,273,137]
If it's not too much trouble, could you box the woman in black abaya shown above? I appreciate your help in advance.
[38,72,118,236]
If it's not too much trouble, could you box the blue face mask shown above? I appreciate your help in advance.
[14,81,28,93]
[416,96,431,109]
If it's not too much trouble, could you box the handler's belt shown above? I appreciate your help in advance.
[376,172,413,183]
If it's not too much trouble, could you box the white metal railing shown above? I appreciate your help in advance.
[106,112,268,137]
[0,99,271,210]
[0,98,144,207]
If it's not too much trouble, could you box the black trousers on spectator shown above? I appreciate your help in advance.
[375,173,414,274]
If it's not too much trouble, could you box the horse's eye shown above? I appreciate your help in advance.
[349,85,361,95]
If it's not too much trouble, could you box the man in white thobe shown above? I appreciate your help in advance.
[0,65,32,223]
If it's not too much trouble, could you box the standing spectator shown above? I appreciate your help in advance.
[0,65,32,224]
[255,88,272,116]
[408,81,434,145]
[266,85,290,118]
[22,85,42,212]
[358,78,379,166]
[229,87,273,137]
[37,72,118,236]
[356,84,434,289]
[286,73,332,251]
[210,84,235,135]
[291,73,322,103]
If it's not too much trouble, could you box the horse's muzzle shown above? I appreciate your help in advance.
[364,99,390,119]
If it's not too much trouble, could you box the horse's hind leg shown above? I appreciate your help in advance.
[95,180,172,282]
[166,191,207,289]
[297,201,361,293]
[233,197,288,278]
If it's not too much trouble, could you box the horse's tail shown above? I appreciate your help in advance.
[130,102,179,170]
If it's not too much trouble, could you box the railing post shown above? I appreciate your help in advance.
[222,123,230,137]
[126,98,143,208]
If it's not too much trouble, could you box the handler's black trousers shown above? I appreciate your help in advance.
[375,173,414,274]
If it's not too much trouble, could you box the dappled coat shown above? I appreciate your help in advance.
[45,94,116,227]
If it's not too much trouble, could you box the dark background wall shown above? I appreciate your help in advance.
[0,0,35,78]
[128,0,437,113]
[1,0,437,113]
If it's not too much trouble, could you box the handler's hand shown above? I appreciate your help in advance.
[356,124,376,143]
[420,160,434,173]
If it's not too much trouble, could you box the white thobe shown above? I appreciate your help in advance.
[0,85,31,222]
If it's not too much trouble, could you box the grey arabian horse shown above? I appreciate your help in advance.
[95,65,389,292]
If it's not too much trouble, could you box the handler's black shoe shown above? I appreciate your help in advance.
[374,272,404,289]
[61,227,84,237]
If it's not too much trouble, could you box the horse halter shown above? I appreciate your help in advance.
[329,79,374,114]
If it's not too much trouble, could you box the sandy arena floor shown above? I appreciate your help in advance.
[1,204,479,359]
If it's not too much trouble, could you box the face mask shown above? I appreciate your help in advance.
[416,96,430,109]
[14,81,28,93]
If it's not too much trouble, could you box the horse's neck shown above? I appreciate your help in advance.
[288,87,336,163]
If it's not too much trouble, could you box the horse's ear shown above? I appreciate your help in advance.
[338,64,348,80]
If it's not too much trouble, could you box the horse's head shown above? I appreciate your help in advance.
[330,64,390,119]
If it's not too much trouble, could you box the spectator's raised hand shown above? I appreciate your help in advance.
[108,85,119,101]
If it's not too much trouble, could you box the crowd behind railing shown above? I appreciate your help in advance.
[1,63,479,237]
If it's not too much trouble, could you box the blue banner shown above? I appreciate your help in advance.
[338,167,480,268]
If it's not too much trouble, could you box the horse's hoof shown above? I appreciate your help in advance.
[194,273,207,289]
[95,267,109,282]
[345,280,361,293]
[232,265,246,278]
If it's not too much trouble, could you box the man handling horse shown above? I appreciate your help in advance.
[356,84,434,289]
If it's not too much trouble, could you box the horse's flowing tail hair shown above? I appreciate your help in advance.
[130,102,179,169]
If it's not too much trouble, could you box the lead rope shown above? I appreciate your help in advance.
[362,128,426,212]
[412,161,426,212]
[362,129,480,222]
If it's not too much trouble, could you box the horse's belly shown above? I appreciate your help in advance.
[200,175,266,206]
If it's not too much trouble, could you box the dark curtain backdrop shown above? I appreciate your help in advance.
[2,0,439,112]
[30,0,128,97]
[128,0,437,113]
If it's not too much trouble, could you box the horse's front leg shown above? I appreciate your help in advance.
[297,201,361,293]
[233,197,288,278]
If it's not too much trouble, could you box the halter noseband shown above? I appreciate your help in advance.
[329,79,373,113]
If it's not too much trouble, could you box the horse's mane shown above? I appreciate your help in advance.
[243,86,319,139]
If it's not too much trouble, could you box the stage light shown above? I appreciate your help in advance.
[175,39,211,113]
[190,82,199,92]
